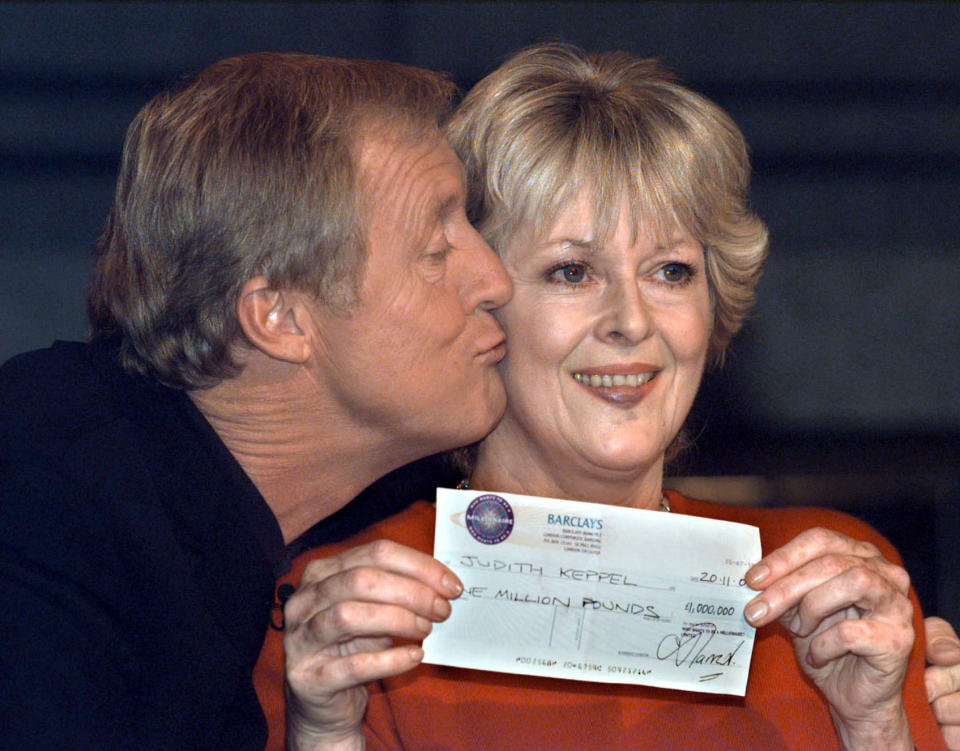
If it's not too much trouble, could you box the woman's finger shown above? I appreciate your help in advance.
[785,565,912,638]
[300,539,462,598]
[300,600,434,648]
[805,616,914,670]
[287,644,426,699]
[745,551,908,627]
[285,564,453,627]
[745,527,897,592]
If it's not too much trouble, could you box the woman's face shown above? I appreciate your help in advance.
[492,190,712,481]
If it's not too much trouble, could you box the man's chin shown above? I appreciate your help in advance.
[454,393,506,448]
[479,381,508,434]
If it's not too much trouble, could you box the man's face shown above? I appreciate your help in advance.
[305,130,511,460]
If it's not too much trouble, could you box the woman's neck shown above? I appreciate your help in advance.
[470,426,665,512]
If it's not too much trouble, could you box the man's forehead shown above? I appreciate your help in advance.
[356,125,449,169]
[357,129,465,206]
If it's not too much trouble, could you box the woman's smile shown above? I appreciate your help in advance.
[571,366,659,407]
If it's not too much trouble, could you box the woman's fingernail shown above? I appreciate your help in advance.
[744,600,768,624]
[433,596,451,619]
[415,616,432,633]
[442,574,463,596]
[409,646,424,663]
[746,564,770,587]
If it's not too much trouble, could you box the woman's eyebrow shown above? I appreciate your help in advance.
[542,237,597,253]
[654,235,695,251]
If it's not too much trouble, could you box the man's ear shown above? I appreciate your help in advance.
[236,276,310,364]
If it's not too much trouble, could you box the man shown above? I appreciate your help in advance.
[0,52,510,749]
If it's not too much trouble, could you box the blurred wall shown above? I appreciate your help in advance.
[2,2,957,620]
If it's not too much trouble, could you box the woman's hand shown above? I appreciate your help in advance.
[926,616,960,749]
[743,527,914,751]
[282,540,462,751]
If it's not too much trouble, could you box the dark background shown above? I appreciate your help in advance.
[1,2,957,624]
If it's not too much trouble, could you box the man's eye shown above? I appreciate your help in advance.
[426,246,451,263]
[550,263,588,284]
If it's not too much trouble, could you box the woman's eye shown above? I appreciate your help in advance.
[550,263,589,284]
[656,262,694,285]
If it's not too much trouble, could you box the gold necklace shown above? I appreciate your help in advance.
[456,479,671,512]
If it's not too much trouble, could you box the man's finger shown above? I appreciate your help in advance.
[931,691,960,727]
[928,663,960,704]
[942,724,960,751]
[927,617,960,667]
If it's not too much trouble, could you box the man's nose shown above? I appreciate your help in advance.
[460,226,512,313]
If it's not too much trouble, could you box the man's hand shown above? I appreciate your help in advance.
[282,540,462,750]
[925,616,960,750]
[744,527,914,751]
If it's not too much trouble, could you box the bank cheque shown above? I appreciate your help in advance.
[422,488,762,696]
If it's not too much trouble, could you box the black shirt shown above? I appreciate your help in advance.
[0,340,433,749]
[0,341,287,749]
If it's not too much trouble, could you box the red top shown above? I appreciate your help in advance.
[255,491,946,750]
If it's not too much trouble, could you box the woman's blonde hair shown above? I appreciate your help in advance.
[447,42,768,365]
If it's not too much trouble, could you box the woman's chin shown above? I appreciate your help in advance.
[580,448,664,477]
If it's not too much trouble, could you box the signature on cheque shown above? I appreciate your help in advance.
[655,621,745,679]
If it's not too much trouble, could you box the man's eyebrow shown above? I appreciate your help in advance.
[434,193,461,220]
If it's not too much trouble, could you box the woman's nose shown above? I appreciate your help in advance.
[595,279,652,345]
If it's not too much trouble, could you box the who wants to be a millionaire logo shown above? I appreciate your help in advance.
[464,494,514,545]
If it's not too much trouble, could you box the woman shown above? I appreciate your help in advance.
[257,44,948,750]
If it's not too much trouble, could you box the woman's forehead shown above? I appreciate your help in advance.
[509,187,688,251]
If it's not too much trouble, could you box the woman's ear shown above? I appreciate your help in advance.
[236,276,310,364]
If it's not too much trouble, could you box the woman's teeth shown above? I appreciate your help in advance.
[572,372,656,388]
